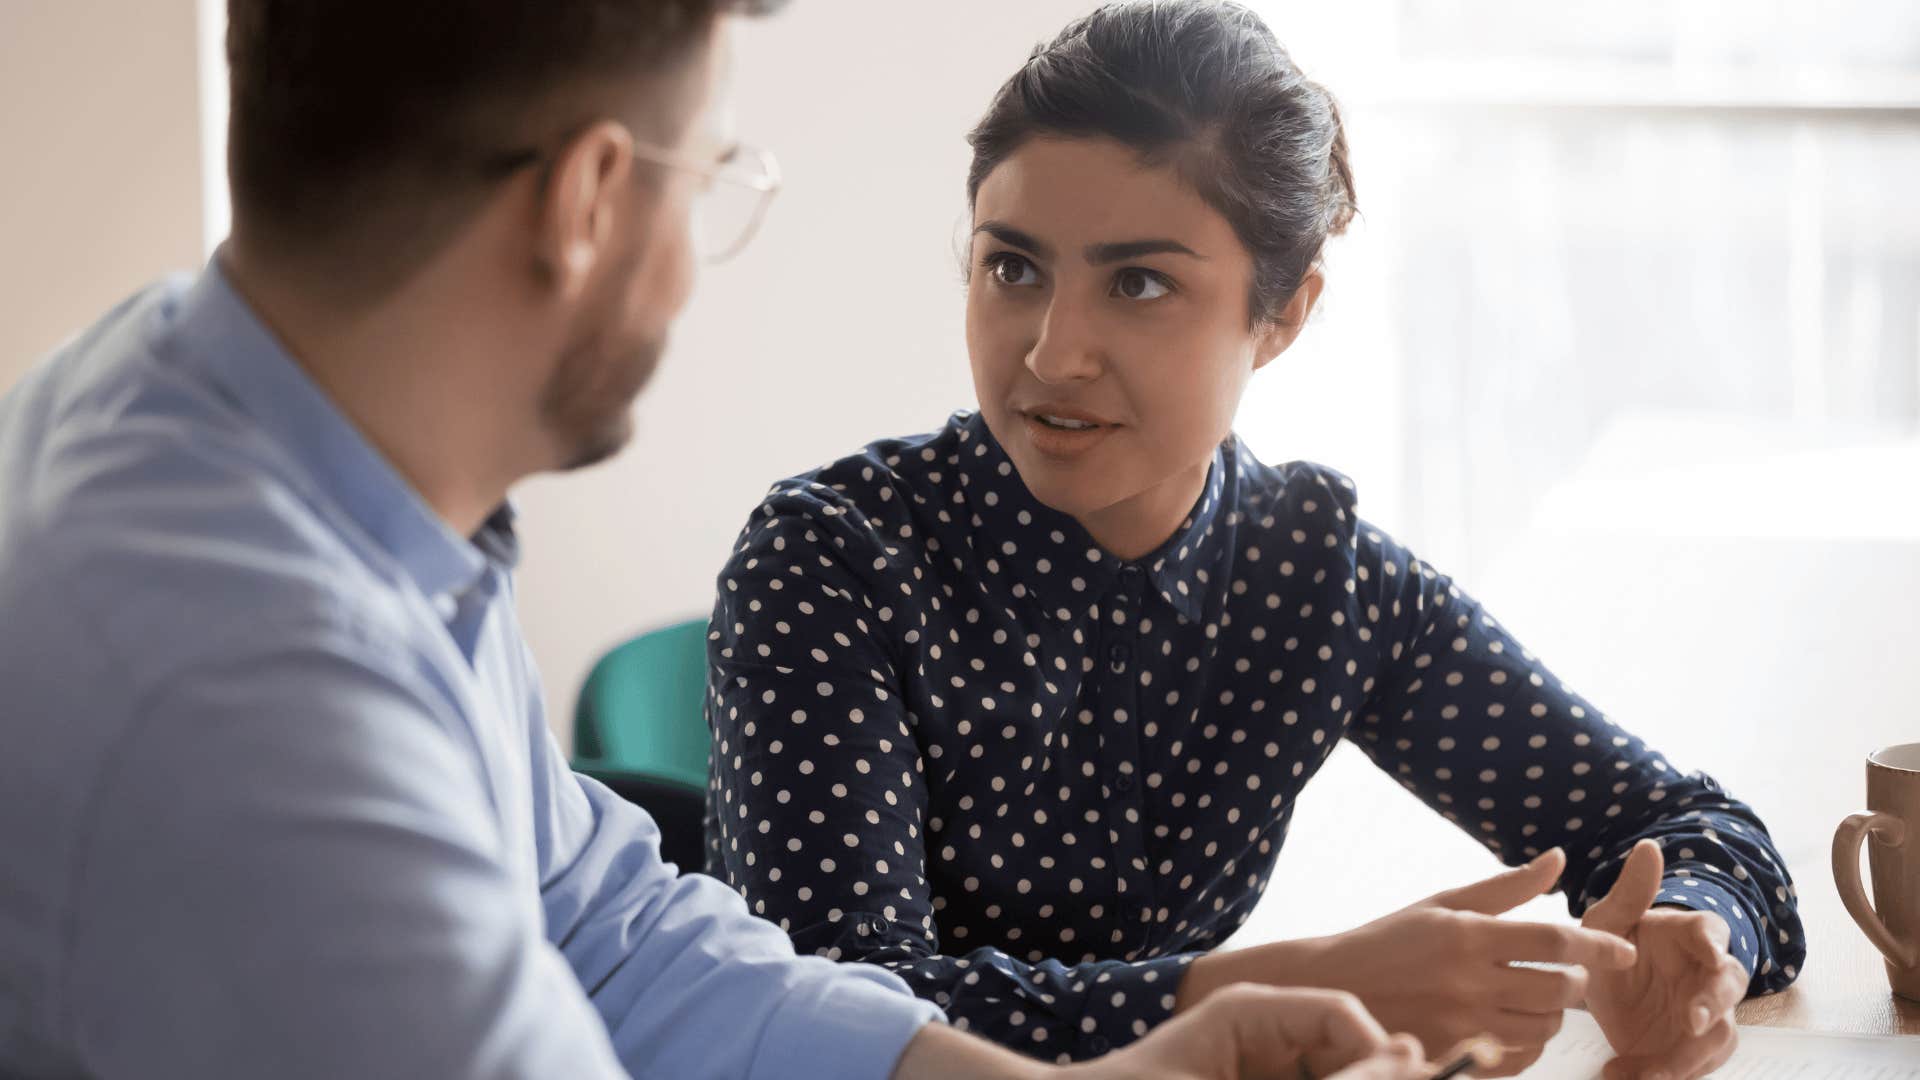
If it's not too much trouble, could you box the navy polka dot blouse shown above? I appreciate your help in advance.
[705,411,1805,1062]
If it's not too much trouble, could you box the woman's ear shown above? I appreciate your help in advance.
[1252,268,1325,371]
[535,120,637,302]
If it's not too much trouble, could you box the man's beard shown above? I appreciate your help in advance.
[539,323,664,472]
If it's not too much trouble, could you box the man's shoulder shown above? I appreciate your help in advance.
[0,315,416,696]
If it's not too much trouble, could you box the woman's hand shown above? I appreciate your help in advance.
[1176,848,1637,1076]
[1583,840,1748,1080]
[1068,985,1429,1080]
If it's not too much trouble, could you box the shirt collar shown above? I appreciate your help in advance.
[1138,444,1232,622]
[960,411,1229,624]
[162,254,510,600]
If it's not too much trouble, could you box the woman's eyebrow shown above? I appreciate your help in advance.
[973,221,1053,259]
[1085,238,1205,264]
[972,223,1204,265]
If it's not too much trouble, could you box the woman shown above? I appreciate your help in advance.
[703,2,1805,1075]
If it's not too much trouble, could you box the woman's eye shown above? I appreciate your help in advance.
[1112,268,1172,301]
[988,254,1039,287]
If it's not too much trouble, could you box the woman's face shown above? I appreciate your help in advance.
[965,136,1313,541]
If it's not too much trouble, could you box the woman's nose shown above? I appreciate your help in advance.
[1025,299,1105,384]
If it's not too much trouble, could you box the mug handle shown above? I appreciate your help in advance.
[1833,812,1918,969]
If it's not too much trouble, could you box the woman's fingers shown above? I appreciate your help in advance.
[1599,1019,1737,1080]
[1677,911,1732,968]
[1602,1054,1654,1080]
[1688,957,1748,1034]
[1481,1008,1564,1053]
[1660,1019,1739,1080]
[1584,841,1665,937]
[1429,849,1567,916]
[1485,920,1637,970]
[1488,963,1589,1013]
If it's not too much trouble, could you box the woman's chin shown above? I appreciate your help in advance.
[1009,457,1120,521]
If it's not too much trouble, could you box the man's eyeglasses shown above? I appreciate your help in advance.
[632,140,782,264]
[488,137,782,265]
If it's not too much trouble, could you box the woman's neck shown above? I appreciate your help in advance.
[1072,457,1212,562]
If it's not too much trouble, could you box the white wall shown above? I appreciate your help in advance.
[0,0,1398,753]
[512,2,1107,746]
[511,3,1419,747]
[0,0,204,388]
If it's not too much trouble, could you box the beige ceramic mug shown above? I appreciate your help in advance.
[1832,742,1920,1001]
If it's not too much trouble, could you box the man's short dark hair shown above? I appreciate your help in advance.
[226,0,785,285]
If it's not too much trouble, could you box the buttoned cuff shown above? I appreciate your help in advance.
[1653,874,1761,978]
[1071,952,1199,1059]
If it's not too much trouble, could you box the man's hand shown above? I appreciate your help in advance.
[892,987,1431,1080]
[1069,986,1427,1080]
[1176,848,1637,1075]
[1584,840,1749,1080]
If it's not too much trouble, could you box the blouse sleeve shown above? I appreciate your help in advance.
[706,485,1197,1061]
[1340,508,1805,993]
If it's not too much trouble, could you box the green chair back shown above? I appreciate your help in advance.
[572,617,711,793]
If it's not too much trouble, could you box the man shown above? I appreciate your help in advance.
[0,2,1430,1077]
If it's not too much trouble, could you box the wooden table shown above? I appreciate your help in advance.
[1715,750,1920,1036]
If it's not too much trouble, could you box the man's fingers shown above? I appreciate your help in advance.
[1476,1042,1541,1079]
[1489,964,1589,1013]
[1583,840,1664,937]
[1431,849,1566,916]
[1488,921,1638,970]
[1201,985,1390,1074]
[1327,1034,1427,1080]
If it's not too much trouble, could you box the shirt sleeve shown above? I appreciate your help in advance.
[66,639,628,1080]
[707,489,1197,1063]
[526,669,942,1080]
[66,632,937,1080]
[1340,512,1806,993]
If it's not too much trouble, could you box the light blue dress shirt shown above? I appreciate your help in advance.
[0,261,942,1079]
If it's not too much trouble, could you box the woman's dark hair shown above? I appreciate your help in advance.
[967,0,1356,325]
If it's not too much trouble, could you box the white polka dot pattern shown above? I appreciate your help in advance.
[705,411,1804,1062]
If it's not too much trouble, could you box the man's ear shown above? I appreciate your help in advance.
[537,120,636,302]
[1252,268,1325,372]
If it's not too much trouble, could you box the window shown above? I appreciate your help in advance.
[1241,0,1920,574]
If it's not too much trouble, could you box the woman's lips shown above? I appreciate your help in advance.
[1018,408,1119,459]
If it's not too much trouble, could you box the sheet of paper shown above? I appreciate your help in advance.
[1518,1010,1920,1079]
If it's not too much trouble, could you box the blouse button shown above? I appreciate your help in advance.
[864,915,891,936]
[1115,772,1135,795]
[1107,643,1130,672]
[1088,1035,1111,1056]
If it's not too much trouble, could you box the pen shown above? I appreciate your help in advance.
[1424,1053,1479,1080]
[1426,1037,1502,1080]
